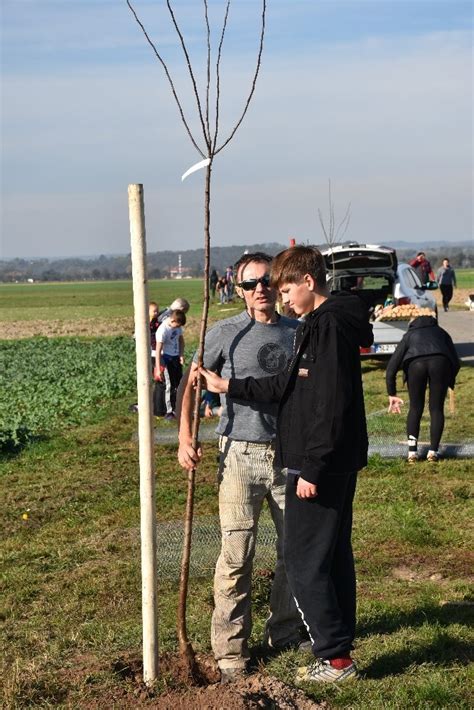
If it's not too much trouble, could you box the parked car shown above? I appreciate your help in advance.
[322,242,438,356]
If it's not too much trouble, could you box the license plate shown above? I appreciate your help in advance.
[375,343,396,354]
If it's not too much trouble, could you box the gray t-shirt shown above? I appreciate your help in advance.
[195,311,298,442]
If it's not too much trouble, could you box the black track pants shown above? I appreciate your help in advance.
[440,284,453,309]
[406,355,452,450]
[284,471,357,660]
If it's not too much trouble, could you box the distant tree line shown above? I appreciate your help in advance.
[1,242,472,283]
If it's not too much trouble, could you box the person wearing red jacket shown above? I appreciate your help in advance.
[409,251,435,286]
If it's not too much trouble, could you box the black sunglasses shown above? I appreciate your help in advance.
[237,275,271,291]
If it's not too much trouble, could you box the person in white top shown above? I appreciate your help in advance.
[154,309,186,420]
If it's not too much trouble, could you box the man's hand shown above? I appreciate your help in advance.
[388,396,404,414]
[178,438,202,472]
[198,367,229,394]
[296,477,318,499]
[153,367,162,382]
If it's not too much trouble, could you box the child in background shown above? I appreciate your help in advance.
[154,309,186,420]
[129,301,160,414]
[149,301,159,363]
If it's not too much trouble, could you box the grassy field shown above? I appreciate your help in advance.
[1,276,473,707]
[0,278,243,339]
[1,268,473,327]
[0,279,207,322]
[455,269,474,289]
[1,392,473,708]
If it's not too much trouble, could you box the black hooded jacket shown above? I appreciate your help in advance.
[385,316,460,396]
[228,291,373,484]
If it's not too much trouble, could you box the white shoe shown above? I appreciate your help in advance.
[296,658,358,684]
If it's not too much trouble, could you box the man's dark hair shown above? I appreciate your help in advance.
[270,245,327,289]
[234,252,273,282]
[417,252,425,258]
[169,309,186,326]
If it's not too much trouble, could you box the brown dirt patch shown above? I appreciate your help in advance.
[0,315,208,341]
[64,653,324,709]
[0,317,134,339]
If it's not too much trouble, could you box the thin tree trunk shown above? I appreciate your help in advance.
[177,161,212,675]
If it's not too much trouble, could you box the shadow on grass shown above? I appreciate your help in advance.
[361,360,387,375]
[363,633,473,679]
[0,433,49,460]
[358,600,474,639]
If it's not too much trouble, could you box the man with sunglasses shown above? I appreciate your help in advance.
[178,252,303,683]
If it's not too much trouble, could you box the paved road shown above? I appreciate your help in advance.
[437,309,474,361]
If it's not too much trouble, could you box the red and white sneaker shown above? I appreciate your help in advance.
[296,658,358,684]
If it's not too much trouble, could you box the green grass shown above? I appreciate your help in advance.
[455,269,474,289]
[0,279,207,322]
[1,276,473,706]
[1,269,473,324]
[1,383,473,708]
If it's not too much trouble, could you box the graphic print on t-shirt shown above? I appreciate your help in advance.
[257,342,289,374]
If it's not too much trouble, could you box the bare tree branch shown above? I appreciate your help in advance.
[203,0,212,146]
[166,0,210,152]
[212,0,231,153]
[126,0,266,679]
[126,0,205,158]
[334,202,351,242]
[318,208,329,242]
[214,0,266,156]
[319,178,351,248]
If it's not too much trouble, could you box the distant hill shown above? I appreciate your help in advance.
[1,241,472,282]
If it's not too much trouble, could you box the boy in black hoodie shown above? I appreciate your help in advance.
[200,245,373,684]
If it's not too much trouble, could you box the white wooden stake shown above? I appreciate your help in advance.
[128,183,159,684]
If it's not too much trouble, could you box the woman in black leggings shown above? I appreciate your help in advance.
[386,316,460,462]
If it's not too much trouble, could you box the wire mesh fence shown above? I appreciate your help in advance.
[157,513,277,579]
[366,408,474,458]
[153,412,474,457]
[154,409,473,578]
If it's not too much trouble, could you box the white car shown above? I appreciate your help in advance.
[322,242,438,355]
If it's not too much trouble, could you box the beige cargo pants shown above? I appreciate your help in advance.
[211,436,301,670]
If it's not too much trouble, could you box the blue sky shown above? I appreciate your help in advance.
[1,0,472,258]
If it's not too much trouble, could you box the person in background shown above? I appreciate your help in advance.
[129,301,160,414]
[437,258,457,312]
[225,265,235,301]
[154,309,186,420]
[178,252,304,684]
[158,297,190,324]
[201,389,221,418]
[149,301,160,357]
[210,269,219,300]
[386,315,460,462]
[409,252,434,286]
[216,275,228,305]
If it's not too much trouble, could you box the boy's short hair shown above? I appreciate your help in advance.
[169,309,186,326]
[169,298,190,312]
[234,252,273,282]
[270,245,327,288]
[149,301,158,308]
